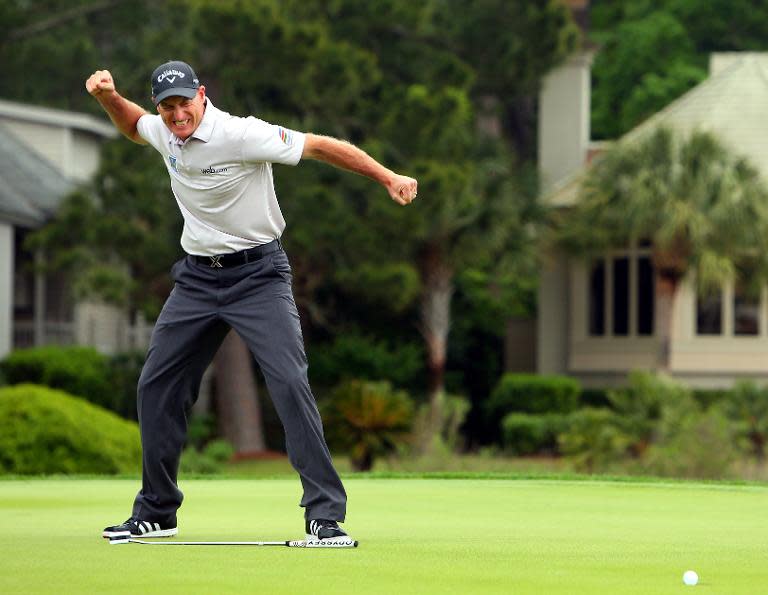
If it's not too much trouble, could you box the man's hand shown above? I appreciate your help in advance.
[387,174,418,206]
[85,70,116,98]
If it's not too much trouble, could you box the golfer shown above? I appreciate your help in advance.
[89,60,417,543]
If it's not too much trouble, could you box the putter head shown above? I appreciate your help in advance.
[108,533,132,545]
[304,538,358,548]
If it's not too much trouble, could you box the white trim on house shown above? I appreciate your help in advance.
[0,223,13,358]
[0,99,117,139]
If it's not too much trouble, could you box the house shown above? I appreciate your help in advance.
[0,98,149,359]
[536,52,768,388]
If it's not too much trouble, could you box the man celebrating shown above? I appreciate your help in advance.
[90,60,417,543]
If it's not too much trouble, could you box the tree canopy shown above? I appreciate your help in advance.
[2,0,578,444]
[590,0,768,139]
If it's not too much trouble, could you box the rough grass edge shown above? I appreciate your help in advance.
[1,471,768,488]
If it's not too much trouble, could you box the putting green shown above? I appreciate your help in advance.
[1,477,766,594]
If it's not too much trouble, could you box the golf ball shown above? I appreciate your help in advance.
[683,570,698,586]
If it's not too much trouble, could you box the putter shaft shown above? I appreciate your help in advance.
[109,536,358,548]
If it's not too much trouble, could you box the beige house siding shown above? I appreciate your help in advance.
[536,53,768,387]
[0,99,140,356]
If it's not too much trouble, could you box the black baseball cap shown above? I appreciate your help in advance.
[151,60,200,104]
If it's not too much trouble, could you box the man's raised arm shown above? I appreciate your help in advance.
[85,70,147,145]
[302,133,418,206]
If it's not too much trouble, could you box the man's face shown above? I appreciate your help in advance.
[156,86,206,140]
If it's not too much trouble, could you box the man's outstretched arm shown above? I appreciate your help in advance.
[85,69,147,145]
[302,134,418,206]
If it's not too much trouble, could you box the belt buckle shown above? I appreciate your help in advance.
[208,256,223,268]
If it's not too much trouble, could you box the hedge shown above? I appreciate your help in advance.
[487,373,581,419]
[501,413,568,455]
[0,384,141,474]
[0,346,144,419]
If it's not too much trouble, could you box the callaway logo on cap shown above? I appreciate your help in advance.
[151,60,200,105]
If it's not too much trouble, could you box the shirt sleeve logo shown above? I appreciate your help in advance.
[277,126,294,146]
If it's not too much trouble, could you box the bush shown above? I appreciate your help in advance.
[180,440,234,475]
[0,346,110,405]
[0,384,141,474]
[719,381,768,459]
[501,413,567,455]
[560,372,742,479]
[487,373,581,418]
[641,408,740,480]
[321,379,414,471]
[0,346,144,419]
[558,408,633,473]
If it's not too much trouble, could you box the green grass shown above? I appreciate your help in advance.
[2,477,767,594]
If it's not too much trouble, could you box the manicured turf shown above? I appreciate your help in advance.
[2,477,767,594]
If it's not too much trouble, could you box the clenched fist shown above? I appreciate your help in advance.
[85,70,116,97]
[387,174,418,206]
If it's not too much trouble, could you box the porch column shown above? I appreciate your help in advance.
[0,223,13,358]
[537,252,569,374]
[33,249,46,345]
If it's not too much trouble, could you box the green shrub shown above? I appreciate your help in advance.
[560,372,740,479]
[321,379,414,471]
[605,370,695,456]
[641,407,740,480]
[0,346,110,405]
[0,346,144,419]
[501,413,567,455]
[558,408,632,472]
[487,373,581,418]
[0,384,141,474]
[180,439,234,475]
[717,380,768,459]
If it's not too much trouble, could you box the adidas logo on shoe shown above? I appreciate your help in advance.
[305,519,351,543]
[102,517,178,538]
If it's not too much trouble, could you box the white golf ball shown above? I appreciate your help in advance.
[683,570,698,586]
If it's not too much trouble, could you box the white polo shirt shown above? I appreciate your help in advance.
[136,99,305,256]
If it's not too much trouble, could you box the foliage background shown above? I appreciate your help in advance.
[0,0,577,447]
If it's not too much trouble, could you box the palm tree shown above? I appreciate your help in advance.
[557,127,768,369]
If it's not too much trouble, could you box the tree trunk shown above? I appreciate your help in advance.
[419,248,454,447]
[654,275,679,371]
[214,329,266,455]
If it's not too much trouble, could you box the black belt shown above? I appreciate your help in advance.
[193,238,281,268]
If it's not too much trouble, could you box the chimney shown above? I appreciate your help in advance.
[538,0,593,194]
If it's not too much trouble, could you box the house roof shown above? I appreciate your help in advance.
[0,98,116,139]
[545,52,768,207]
[0,125,74,227]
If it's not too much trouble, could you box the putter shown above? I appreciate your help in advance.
[108,534,358,548]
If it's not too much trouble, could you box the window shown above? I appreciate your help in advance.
[695,278,765,337]
[734,284,759,336]
[588,242,655,337]
[696,291,722,335]
[637,256,654,335]
[613,257,629,335]
[589,260,605,335]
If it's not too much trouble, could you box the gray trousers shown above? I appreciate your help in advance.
[131,241,347,524]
